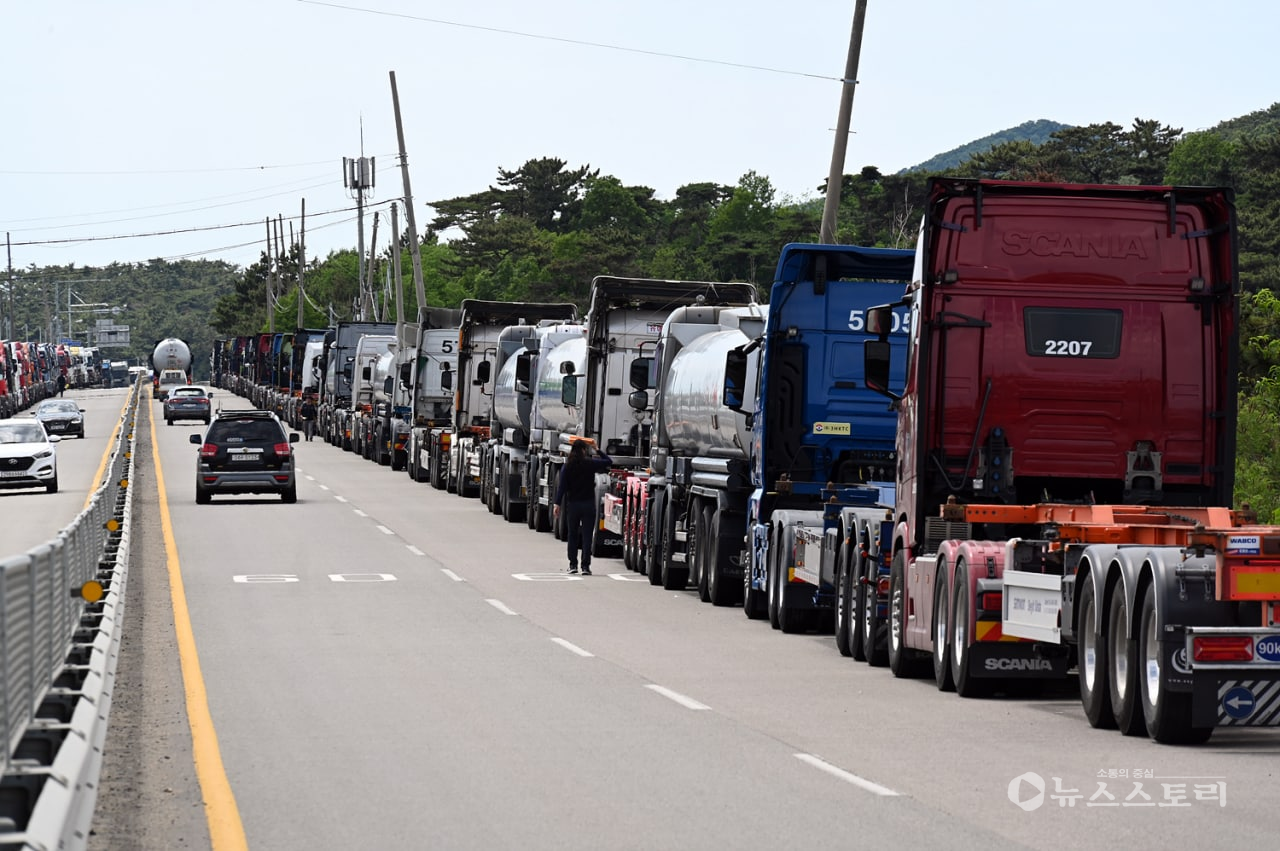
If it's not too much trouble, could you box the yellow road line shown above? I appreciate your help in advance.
[82,385,133,511]
[149,393,249,850]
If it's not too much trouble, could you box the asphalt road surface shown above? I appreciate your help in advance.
[84,394,1279,850]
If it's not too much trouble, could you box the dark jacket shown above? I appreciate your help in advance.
[300,401,317,420]
[555,450,612,505]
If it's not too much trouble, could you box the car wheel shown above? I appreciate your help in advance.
[46,474,59,494]
[282,485,297,504]
[196,488,211,505]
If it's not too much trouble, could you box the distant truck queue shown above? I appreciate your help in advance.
[211,177,1280,745]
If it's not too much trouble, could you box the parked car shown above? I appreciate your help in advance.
[0,420,61,493]
[189,409,299,504]
[33,398,85,438]
[164,385,213,425]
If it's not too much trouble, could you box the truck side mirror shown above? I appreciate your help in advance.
[476,360,491,385]
[866,305,892,337]
[864,339,900,400]
[383,377,393,395]
[561,375,579,406]
[515,353,532,384]
[629,357,652,390]
[559,360,575,375]
[398,362,412,385]
[441,368,453,392]
[723,347,748,412]
[362,366,371,381]
[627,389,649,411]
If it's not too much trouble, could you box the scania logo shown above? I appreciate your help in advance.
[1001,231,1148,260]
[985,658,1054,672]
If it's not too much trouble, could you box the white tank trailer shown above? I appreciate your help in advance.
[151,338,192,374]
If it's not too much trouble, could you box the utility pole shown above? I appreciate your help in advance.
[391,203,405,344]
[389,70,427,314]
[364,212,380,321]
[820,0,869,245]
[298,198,307,329]
[264,218,275,332]
[4,232,13,339]
[344,132,375,320]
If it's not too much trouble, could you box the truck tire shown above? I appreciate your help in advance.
[933,567,955,691]
[707,510,741,607]
[888,551,928,678]
[744,561,768,620]
[1137,583,1211,743]
[859,549,887,666]
[835,544,857,657]
[647,493,666,587]
[949,561,988,696]
[622,497,636,571]
[661,500,688,590]
[1107,587,1147,736]
[767,532,782,629]
[695,505,711,603]
[1076,578,1116,728]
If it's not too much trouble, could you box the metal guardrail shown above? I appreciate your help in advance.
[0,383,139,850]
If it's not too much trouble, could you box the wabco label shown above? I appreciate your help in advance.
[812,421,851,436]
[1227,535,1261,555]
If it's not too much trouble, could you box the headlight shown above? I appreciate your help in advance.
[35,449,54,459]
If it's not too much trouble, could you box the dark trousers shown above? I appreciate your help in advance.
[565,499,596,568]
[303,419,316,441]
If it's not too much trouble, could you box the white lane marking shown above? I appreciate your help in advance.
[644,684,710,711]
[794,753,899,797]
[486,599,518,615]
[329,573,397,582]
[441,569,465,582]
[353,508,368,517]
[375,525,394,535]
[407,545,425,556]
[608,573,648,582]
[334,495,347,503]
[319,484,330,491]
[304,474,315,481]
[551,638,594,658]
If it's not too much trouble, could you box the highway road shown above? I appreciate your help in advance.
[2,387,133,556]
[77,394,1277,850]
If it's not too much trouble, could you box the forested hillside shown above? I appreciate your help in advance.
[10,105,1280,517]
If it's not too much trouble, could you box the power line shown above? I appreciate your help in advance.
[297,0,842,82]
[0,157,352,177]
[8,201,393,249]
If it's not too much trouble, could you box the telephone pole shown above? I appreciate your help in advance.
[389,70,427,314]
[820,0,869,245]
[344,130,375,320]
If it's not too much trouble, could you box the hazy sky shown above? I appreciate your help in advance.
[3,0,1277,273]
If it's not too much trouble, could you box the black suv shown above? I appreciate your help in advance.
[189,410,299,504]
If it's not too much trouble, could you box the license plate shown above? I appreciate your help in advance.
[230,455,257,463]
[0,470,30,478]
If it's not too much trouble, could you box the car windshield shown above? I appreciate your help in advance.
[0,424,48,444]
[39,401,79,413]
[206,419,282,444]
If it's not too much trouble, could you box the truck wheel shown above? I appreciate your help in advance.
[622,498,636,571]
[1107,587,1147,736]
[707,510,740,607]
[647,493,667,586]
[948,565,988,696]
[694,505,711,603]
[888,551,927,678]
[1077,578,1116,728]
[835,544,856,657]
[860,549,888,665]
[933,567,955,691]
[767,532,783,629]
[1138,583,1211,743]
[661,500,688,590]
[744,558,768,620]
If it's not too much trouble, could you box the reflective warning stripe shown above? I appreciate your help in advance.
[974,621,1026,643]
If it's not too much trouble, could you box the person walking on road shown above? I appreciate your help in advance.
[554,439,612,575]
[57,373,66,397]
[300,395,318,442]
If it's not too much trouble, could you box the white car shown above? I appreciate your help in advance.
[0,420,61,493]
